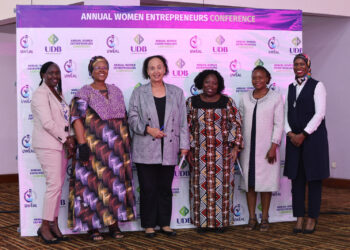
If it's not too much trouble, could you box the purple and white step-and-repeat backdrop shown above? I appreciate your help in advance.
[17,5,302,236]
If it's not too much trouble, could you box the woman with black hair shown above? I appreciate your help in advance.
[31,62,75,244]
[186,69,242,233]
[239,66,284,231]
[128,55,189,237]
[68,56,136,240]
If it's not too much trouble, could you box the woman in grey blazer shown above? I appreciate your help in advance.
[128,55,190,237]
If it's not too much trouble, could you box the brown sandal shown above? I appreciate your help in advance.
[259,219,269,232]
[245,218,258,231]
[88,229,104,241]
[109,226,124,239]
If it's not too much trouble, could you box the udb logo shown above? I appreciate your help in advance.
[131,34,147,53]
[255,59,264,67]
[179,206,189,216]
[172,59,188,77]
[213,35,228,53]
[45,34,62,53]
[290,37,302,54]
[177,206,191,224]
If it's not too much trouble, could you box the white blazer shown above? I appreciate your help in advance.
[31,82,69,150]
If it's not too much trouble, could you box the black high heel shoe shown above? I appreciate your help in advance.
[50,229,70,241]
[159,228,177,237]
[303,220,318,234]
[293,218,304,234]
[293,227,303,234]
[37,228,59,244]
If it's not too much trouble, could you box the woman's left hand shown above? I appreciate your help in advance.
[180,149,189,157]
[265,143,278,164]
[64,136,76,159]
[230,146,239,162]
[291,133,305,147]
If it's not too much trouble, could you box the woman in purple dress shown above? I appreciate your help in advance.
[68,56,136,240]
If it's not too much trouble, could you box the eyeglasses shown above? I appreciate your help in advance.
[93,66,109,71]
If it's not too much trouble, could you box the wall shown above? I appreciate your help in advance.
[1,0,350,23]
[0,24,17,174]
[155,0,350,17]
[303,15,350,179]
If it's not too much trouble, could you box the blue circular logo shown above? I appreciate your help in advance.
[106,35,116,48]
[22,135,31,148]
[190,85,199,96]
[20,85,30,99]
[20,35,30,49]
[24,189,34,203]
[64,59,74,73]
[233,204,243,217]
[268,37,279,50]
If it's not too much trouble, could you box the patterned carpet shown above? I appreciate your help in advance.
[1,182,350,249]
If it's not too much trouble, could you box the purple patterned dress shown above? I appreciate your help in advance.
[68,84,136,231]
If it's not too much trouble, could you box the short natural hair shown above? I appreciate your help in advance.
[252,65,271,84]
[194,70,225,93]
[142,55,169,79]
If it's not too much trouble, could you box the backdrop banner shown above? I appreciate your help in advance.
[16,5,302,236]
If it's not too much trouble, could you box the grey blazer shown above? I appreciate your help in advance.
[128,83,190,165]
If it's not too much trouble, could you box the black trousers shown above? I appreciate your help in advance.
[136,163,175,228]
[291,160,322,218]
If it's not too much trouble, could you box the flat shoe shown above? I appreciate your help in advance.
[197,228,207,234]
[215,227,226,233]
[145,232,156,238]
[160,229,177,236]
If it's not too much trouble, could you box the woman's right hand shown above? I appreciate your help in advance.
[146,127,166,139]
[78,143,90,166]
[186,150,194,167]
[64,136,76,159]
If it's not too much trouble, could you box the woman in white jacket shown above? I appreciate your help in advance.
[239,66,284,231]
